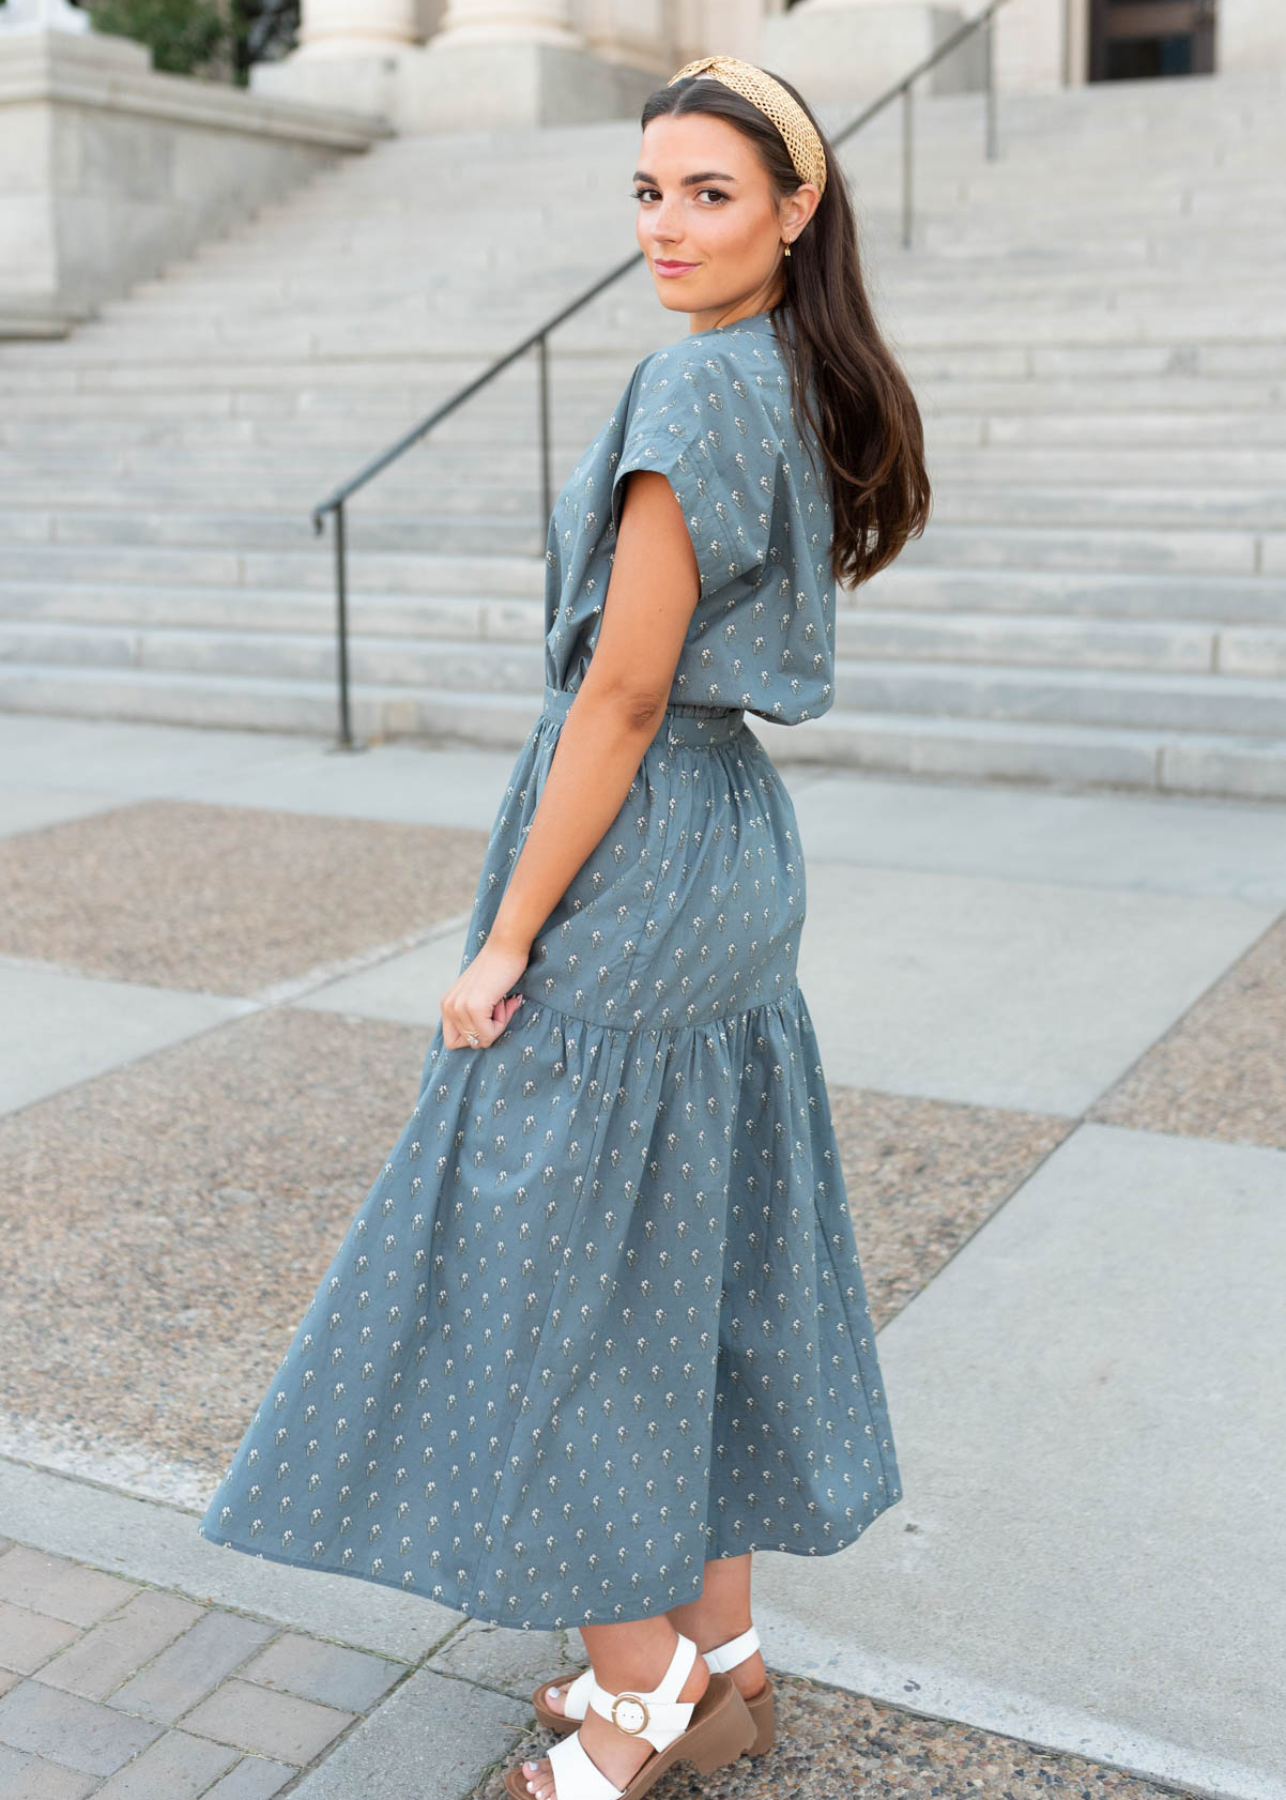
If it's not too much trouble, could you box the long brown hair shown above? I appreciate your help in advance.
[641,72,931,588]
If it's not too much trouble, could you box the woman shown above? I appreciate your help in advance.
[199,51,929,1800]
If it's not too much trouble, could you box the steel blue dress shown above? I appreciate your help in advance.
[199,308,904,1630]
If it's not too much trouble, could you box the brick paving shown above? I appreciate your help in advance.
[0,1538,403,1798]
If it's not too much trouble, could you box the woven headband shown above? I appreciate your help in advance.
[666,53,827,198]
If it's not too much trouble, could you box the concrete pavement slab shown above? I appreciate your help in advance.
[178,741,527,830]
[793,769,1286,903]
[797,860,1276,1113]
[0,1461,461,1663]
[292,925,466,1025]
[0,789,128,842]
[0,716,319,800]
[0,963,251,1117]
[286,1665,527,1800]
[753,1122,1286,1798]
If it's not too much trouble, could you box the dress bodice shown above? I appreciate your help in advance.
[543,309,837,726]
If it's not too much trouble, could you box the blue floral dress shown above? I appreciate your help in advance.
[199,309,904,1630]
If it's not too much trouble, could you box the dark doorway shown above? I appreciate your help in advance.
[1089,0,1217,80]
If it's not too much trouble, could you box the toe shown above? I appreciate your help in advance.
[544,1683,565,1717]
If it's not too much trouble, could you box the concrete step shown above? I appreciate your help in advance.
[5,607,1282,681]
[4,620,1283,736]
[2,478,1284,532]
[0,660,1281,801]
[861,566,1286,624]
[0,544,546,594]
[5,580,1283,671]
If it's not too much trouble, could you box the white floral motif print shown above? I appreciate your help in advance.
[197,314,902,1632]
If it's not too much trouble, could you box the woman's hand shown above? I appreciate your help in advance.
[439,938,529,1050]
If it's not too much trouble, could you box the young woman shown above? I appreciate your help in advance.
[199,51,929,1800]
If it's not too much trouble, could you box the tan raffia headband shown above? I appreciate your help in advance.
[667,53,828,199]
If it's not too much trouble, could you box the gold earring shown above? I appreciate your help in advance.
[783,241,792,257]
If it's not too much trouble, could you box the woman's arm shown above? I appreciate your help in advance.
[438,467,701,1049]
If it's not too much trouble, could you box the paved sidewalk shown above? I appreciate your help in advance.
[1,711,1284,1800]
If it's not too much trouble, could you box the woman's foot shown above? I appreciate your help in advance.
[542,1618,768,1717]
[520,1638,709,1798]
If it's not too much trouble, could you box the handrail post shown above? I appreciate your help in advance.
[537,330,552,544]
[901,79,914,250]
[334,500,353,750]
[984,7,998,160]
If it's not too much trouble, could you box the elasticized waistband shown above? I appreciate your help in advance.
[541,684,747,749]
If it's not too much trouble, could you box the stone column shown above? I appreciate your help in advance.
[430,0,583,50]
[581,0,668,75]
[761,0,993,103]
[404,0,661,130]
[251,0,422,115]
[295,0,420,54]
[0,0,89,31]
[1218,0,1286,69]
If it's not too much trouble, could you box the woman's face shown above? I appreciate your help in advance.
[632,111,815,333]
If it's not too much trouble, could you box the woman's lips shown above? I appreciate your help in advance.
[654,259,699,276]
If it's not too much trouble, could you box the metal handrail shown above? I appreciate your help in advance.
[312,0,1011,747]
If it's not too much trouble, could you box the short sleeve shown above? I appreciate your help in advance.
[609,347,777,598]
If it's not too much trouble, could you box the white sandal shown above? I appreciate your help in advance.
[506,1630,755,1799]
[531,1624,775,1759]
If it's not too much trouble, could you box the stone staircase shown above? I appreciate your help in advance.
[1,67,1284,798]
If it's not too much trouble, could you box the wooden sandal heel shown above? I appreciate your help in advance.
[533,1621,776,1759]
[507,1631,755,1799]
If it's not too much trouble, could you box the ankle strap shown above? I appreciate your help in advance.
[587,1631,699,1752]
[703,1625,761,1673]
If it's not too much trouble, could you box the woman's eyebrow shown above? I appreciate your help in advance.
[632,170,739,185]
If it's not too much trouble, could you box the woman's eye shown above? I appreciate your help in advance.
[631,187,728,204]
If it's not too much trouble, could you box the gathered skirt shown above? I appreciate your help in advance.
[198,684,903,1629]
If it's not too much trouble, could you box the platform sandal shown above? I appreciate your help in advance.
[532,1623,775,1758]
[505,1630,755,1800]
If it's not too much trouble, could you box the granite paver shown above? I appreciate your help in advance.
[0,799,486,996]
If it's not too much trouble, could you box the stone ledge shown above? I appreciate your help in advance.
[0,27,386,149]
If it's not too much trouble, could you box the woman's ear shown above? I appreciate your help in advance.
[783,181,821,239]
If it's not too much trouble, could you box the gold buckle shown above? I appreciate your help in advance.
[610,1692,650,1735]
